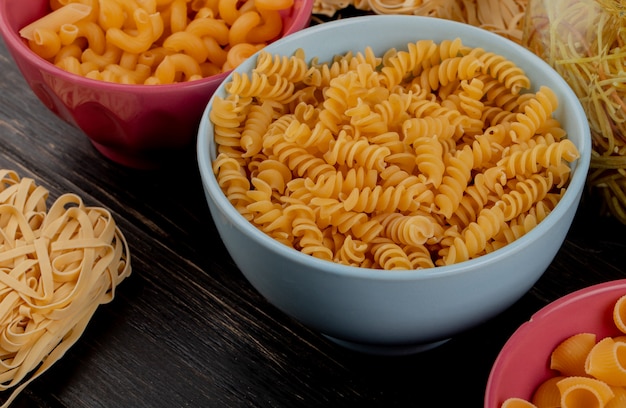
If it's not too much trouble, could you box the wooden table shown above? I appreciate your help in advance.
[1,17,626,407]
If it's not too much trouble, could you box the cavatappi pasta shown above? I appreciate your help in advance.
[210,38,580,270]
[0,170,131,407]
[501,293,626,408]
[21,0,294,84]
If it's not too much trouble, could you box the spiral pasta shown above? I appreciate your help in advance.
[210,38,579,270]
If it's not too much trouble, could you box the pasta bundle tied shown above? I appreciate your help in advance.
[210,38,580,270]
[0,170,131,407]
[523,0,626,224]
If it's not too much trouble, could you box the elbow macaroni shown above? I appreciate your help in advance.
[21,0,293,84]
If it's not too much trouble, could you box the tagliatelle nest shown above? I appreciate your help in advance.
[312,0,528,44]
[0,170,131,406]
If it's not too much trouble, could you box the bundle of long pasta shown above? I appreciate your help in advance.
[312,0,528,44]
[0,170,131,407]
[523,0,626,224]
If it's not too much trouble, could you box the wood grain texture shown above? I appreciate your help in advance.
[0,18,625,407]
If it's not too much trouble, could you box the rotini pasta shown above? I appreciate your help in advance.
[210,38,579,270]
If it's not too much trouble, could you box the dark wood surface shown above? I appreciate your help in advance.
[1,14,626,408]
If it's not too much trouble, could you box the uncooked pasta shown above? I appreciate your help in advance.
[312,0,528,44]
[313,0,626,224]
[500,293,626,408]
[0,170,131,407]
[523,0,626,224]
[210,38,580,270]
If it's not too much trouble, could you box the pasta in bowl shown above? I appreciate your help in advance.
[485,280,626,408]
[0,0,314,168]
[196,15,591,354]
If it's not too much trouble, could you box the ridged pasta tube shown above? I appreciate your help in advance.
[106,9,158,54]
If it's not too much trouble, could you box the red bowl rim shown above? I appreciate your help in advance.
[485,279,626,407]
[0,0,314,93]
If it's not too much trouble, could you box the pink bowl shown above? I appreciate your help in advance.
[0,0,313,168]
[484,279,626,407]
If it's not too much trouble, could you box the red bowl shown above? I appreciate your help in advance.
[484,279,626,407]
[0,0,314,168]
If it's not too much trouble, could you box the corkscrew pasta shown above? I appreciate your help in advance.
[20,0,294,84]
[210,38,580,270]
[501,294,626,408]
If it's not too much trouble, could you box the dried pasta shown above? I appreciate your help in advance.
[21,0,294,84]
[523,0,626,224]
[501,294,626,408]
[314,0,625,224]
[0,170,131,407]
[312,0,527,44]
[210,38,580,270]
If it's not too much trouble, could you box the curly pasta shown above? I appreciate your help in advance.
[210,38,579,270]
[23,0,296,84]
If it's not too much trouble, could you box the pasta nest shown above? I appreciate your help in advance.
[0,170,131,407]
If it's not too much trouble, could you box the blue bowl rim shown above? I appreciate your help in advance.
[197,15,592,282]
